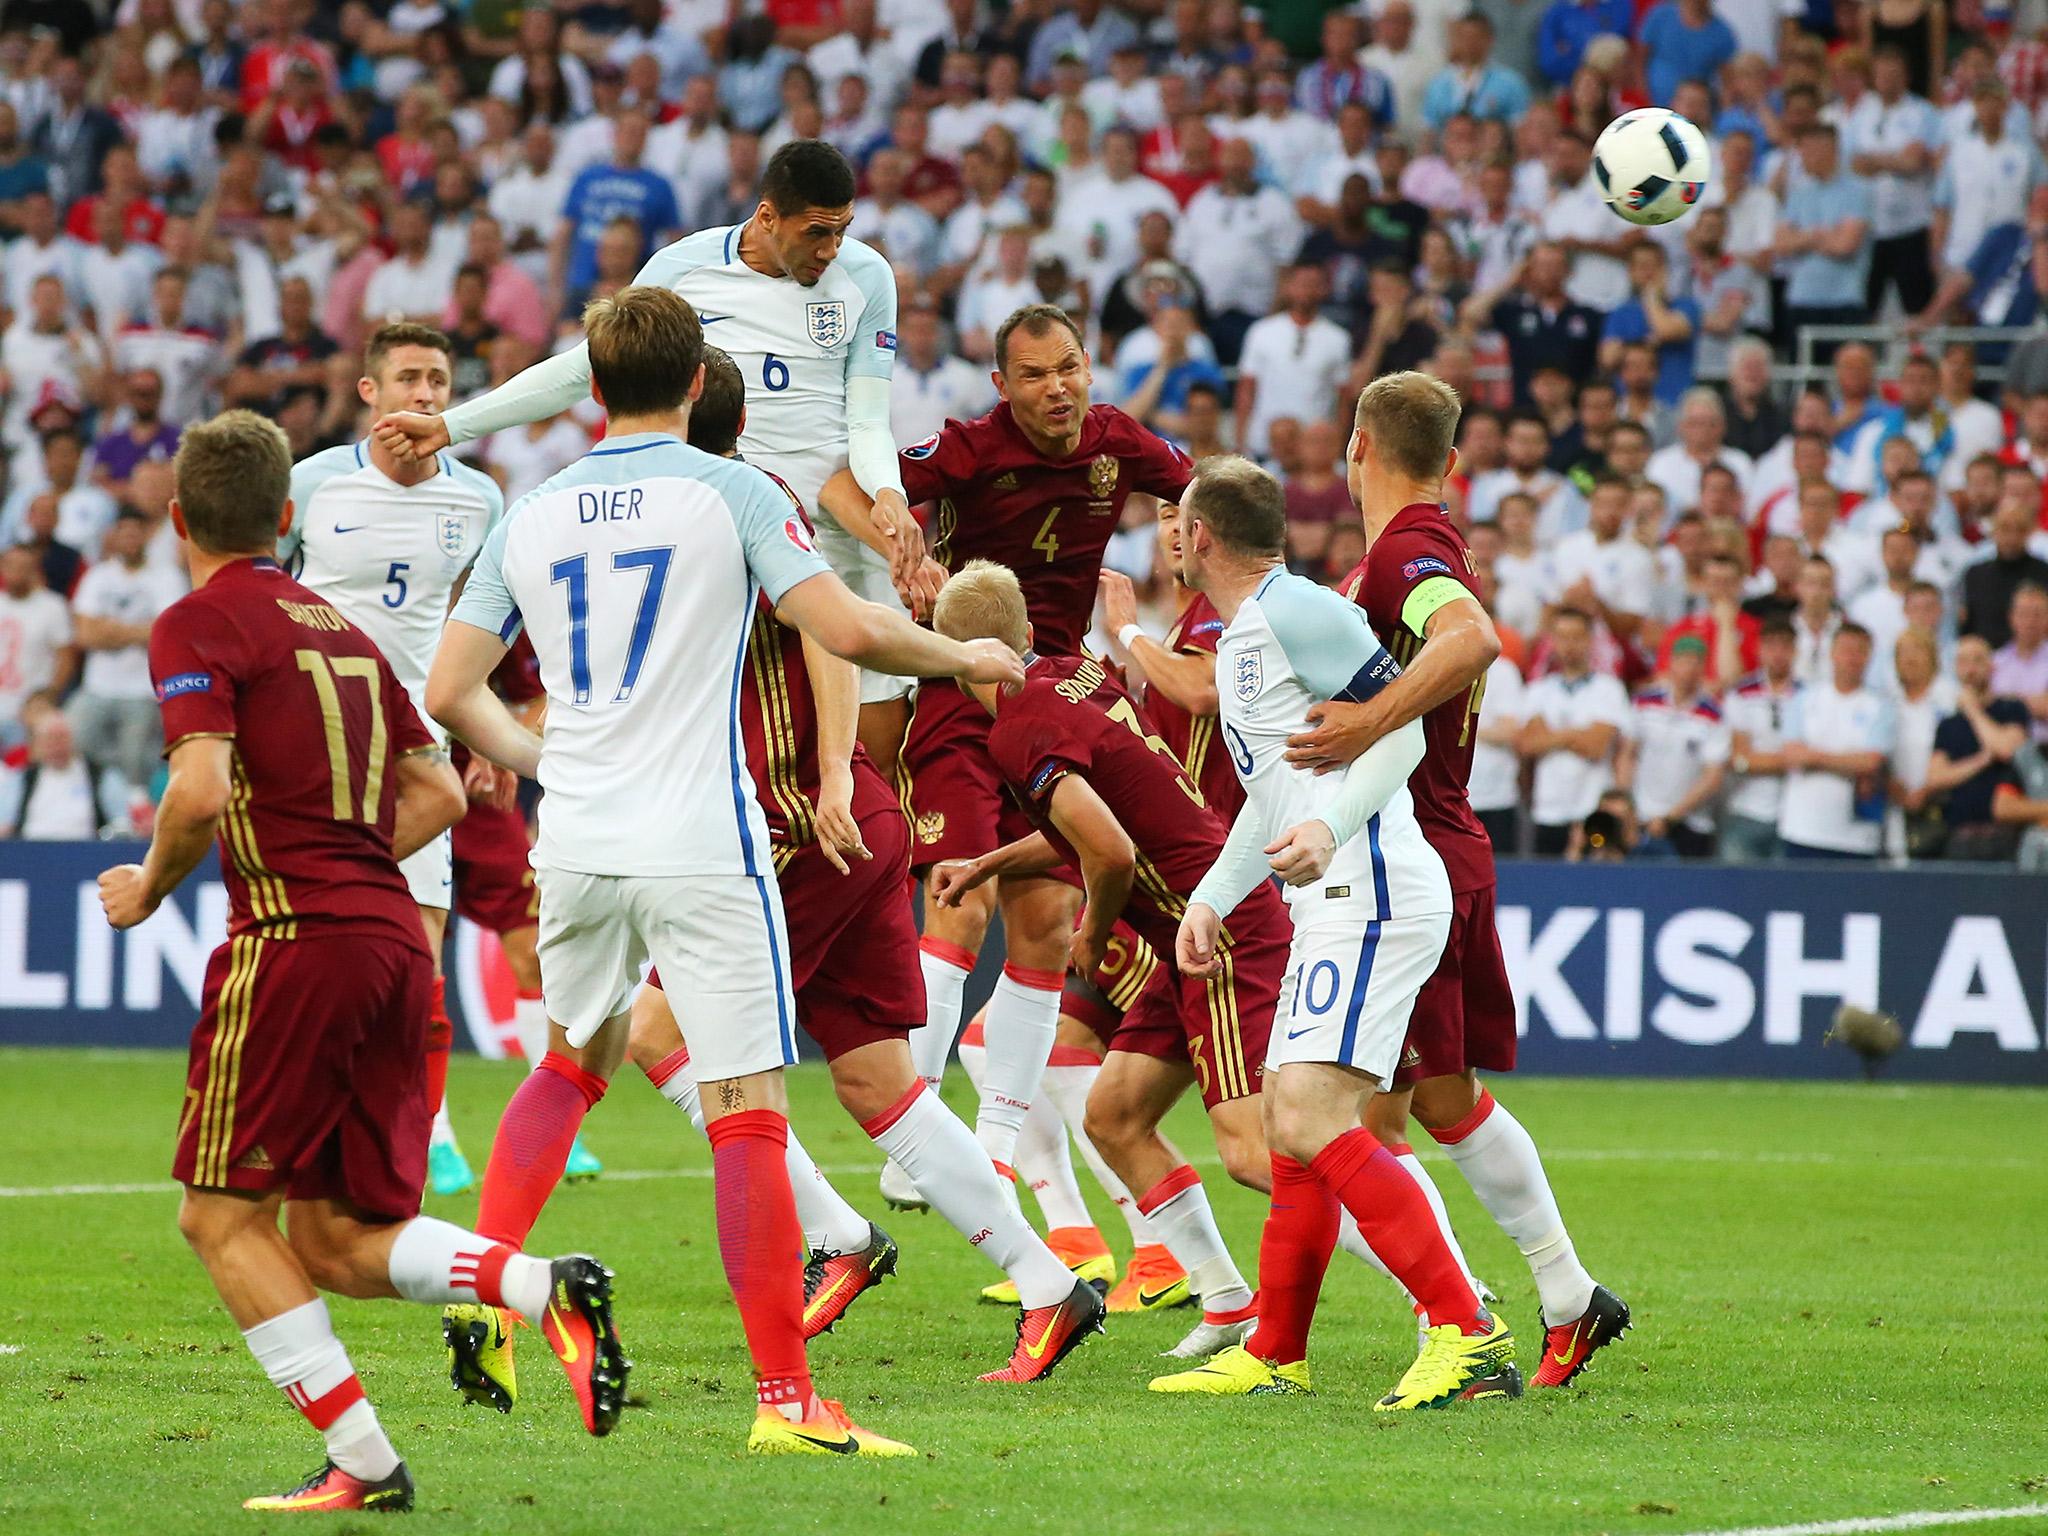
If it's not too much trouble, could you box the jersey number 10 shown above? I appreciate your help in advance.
[550,547,675,706]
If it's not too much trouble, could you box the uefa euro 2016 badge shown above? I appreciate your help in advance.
[436,512,467,558]
[1233,648,1263,702]
[806,300,848,349]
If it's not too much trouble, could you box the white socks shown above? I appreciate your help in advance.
[1137,1166,1253,1317]
[913,940,973,1089]
[1434,1091,1596,1326]
[865,1081,1074,1310]
[244,1298,398,1481]
[1041,1052,1156,1244]
[1395,1147,1482,1296]
[974,965,1062,1170]
[643,1046,871,1256]
[512,993,549,1069]
[386,1215,552,1324]
[428,1098,459,1150]
[963,1024,1094,1232]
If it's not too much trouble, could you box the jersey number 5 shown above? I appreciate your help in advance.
[296,650,388,822]
[551,547,675,706]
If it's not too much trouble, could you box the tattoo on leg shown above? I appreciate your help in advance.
[718,1080,747,1114]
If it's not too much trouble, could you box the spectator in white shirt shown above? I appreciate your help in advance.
[1519,605,1632,855]
[890,301,993,446]
[1777,623,1895,859]
[1843,44,1942,318]
[1646,387,1756,517]
[1722,616,1801,859]
[487,120,571,287]
[1056,125,1180,290]
[66,507,182,788]
[1540,126,1632,314]
[955,227,1041,362]
[848,147,942,280]
[1548,473,1657,660]
[926,50,996,159]
[1468,410,1587,536]
[1173,135,1302,364]
[1791,477,1875,601]
[1885,623,1958,857]
[484,412,594,506]
[940,142,1027,285]
[0,544,76,746]
[1,428,116,552]
[1080,41,1165,131]
[1235,69,1339,188]
[1615,634,1731,857]
[1846,525,1925,683]
[2,272,106,453]
[1361,0,1436,129]
[78,198,160,341]
[1789,551,1846,686]
[1469,650,1528,851]
[2,191,88,321]
[1919,77,2048,327]
[113,267,220,426]
[1233,264,1349,457]
[363,199,457,325]
[0,707,128,839]
[1487,490,1550,639]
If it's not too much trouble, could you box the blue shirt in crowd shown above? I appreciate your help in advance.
[1536,0,1636,86]
[561,163,679,300]
[1639,4,1738,105]
[1602,292,1704,404]
[1782,171,1874,308]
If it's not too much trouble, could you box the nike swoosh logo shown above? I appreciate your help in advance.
[698,314,731,325]
[1285,1026,1316,1040]
[806,1271,854,1321]
[787,1427,858,1454]
[1023,1313,1064,1362]
[1137,1286,1182,1307]
[331,523,373,534]
[546,1299,580,1364]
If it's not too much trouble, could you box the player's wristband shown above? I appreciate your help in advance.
[1118,624,1145,651]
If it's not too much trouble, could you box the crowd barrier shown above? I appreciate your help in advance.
[2,842,2040,1084]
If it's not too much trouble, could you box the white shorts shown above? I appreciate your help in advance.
[400,830,452,911]
[811,517,916,705]
[533,867,798,1078]
[1268,906,1451,1087]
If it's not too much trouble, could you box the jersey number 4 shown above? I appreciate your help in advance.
[550,547,675,706]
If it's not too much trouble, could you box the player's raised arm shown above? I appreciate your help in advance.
[1286,374,1500,773]
[839,238,915,545]
[374,341,594,461]
[818,467,926,603]
[777,571,1022,685]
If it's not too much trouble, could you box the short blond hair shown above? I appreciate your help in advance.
[173,410,292,555]
[1354,370,1461,483]
[932,559,1028,654]
[585,285,704,418]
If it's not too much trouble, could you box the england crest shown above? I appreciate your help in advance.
[435,512,467,558]
[1232,648,1263,702]
[806,300,848,349]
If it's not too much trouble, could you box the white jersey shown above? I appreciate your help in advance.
[441,226,898,516]
[450,431,830,880]
[1213,569,1450,919]
[281,442,505,735]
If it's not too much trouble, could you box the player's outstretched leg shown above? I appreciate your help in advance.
[960,1019,1116,1304]
[628,984,893,1340]
[509,972,601,1184]
[887,933,977,1211]
[834,1044,1104,1384]
[1418,1078,1627,1386]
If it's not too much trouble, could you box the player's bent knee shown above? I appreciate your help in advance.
[1363,1089,1413,1144]
[624,986,682,1074]
[1408,1071,1482,1131]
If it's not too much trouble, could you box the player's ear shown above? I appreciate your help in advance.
[277,497,295,542]
[687,362,704,404]
[1443,445,1459,482]
[169,497,188,542]
[590,375,606,411]
[356,374,375,409]
[1348,427,1368,467]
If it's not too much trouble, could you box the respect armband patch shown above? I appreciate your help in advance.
[1028,759,1068,797]
[156,671,214,699]
[1401,556,1454,582]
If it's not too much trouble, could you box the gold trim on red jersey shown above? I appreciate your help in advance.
[194,933,263,1186]
[222,753,296,937]
[1105,936,1160,1011]
[748,612,816,854]
[1203,945,1251,1102]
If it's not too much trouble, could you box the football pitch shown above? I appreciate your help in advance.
[4,1049,2045,1536]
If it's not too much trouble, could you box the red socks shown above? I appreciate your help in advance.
[475,1052,608,1247]
[705,1108,812,1415]
[424,976,452,1114]
[1246,1154,1339,1364]
[1311,1128,1481,1332]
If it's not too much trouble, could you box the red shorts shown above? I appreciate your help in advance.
[451,798,538,935]
[651,804,925,1061]
[1109,892,1288,1110]
[1061,923,1160,1046]
[173,930,433,1221]
[900,683,1035,870]
[1396,882,1518,1086]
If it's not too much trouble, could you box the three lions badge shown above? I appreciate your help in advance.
[806,300,848,349]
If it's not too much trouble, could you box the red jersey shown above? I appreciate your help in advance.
[1343,503,1494,895]
[1145,591,1244,824]
[741,482,897,858]
[148,558,433,947]
[899,403,1193,656]
[986,654,1266,960]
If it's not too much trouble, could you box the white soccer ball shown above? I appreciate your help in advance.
[1593,108,1713,227]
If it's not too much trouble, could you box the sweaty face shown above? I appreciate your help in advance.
[762,202,855,287]
[363,345,453,417]
[998,327,1091,443]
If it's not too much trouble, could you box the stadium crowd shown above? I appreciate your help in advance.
[2,0,2047,862]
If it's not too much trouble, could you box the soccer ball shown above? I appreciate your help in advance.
[1593,109,1712,227]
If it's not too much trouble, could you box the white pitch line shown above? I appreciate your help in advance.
[0,1143,2037,1200]
[1671,1504,2048,1536]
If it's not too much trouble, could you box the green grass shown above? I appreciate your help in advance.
[3,1049,2046,1536]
